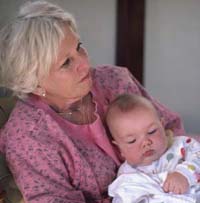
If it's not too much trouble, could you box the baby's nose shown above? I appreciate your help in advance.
[143,138,152,148]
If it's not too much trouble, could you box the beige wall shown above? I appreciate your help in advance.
[144,0,200,134]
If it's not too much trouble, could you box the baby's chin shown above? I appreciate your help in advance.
[140,152,161,166]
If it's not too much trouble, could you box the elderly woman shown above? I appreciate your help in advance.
[0,1,184,203]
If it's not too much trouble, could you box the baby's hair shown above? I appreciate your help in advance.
[106,93,159,121]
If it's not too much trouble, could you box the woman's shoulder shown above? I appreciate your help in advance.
[91,65,132,90]
[1,99,57,148]
[92,65,129,78]
[6,99,46,128]
[91,65,141,101]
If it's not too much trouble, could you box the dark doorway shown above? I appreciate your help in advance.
[116,0,145,84]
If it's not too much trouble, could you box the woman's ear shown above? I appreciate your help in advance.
[33,86,46,97]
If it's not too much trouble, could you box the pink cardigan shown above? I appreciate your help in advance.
[0,65,184,203]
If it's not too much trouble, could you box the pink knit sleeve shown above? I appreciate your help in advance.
[1,104,87,203]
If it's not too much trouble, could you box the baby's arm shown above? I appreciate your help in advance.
[163,136,200,194]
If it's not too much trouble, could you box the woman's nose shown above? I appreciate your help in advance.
[75,50,89,72]
[76,61,89,74]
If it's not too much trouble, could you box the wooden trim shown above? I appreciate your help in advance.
[116,0,145,84]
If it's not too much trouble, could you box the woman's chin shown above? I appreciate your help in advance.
[83,78,93,94]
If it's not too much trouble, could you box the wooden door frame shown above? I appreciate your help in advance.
[116,0,145,84]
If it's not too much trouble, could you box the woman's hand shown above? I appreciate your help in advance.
[163,172,189,194]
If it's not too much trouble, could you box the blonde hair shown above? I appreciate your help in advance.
[0,1,77,99]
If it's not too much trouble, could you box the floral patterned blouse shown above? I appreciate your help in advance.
[0,65,184,203]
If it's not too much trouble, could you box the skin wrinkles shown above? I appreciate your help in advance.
[38,25,92,111]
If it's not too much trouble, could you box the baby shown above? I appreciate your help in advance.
[106,93,200,203]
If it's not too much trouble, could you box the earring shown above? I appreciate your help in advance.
[42,91,46,97]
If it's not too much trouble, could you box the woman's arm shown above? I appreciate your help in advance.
[6,135,86,203]
[1,109,87,203]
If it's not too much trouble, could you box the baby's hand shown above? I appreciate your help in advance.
[163,172,189,194]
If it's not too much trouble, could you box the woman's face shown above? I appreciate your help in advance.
[40,26,92,106]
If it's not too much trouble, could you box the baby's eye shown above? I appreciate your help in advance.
[127,139,136,144]
[148,129,157,135]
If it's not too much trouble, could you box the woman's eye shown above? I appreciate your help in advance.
[77,42,82,52]
[60,42,83,69]
[62,58,71,67]
[148,129,157,135]
[127,139,136,144]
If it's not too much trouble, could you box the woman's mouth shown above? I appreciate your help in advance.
[79,72,90,83]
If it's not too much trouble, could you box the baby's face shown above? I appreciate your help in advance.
[108,107,168,166]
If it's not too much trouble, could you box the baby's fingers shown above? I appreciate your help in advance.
[163,180,177,193]
[163,181,183,194]
[173,186,182,194]
[163,180,170,193]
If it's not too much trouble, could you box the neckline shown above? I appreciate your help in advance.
[25,92,99,127]
[59,92,99,127]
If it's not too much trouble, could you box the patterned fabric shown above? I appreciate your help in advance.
[118,136,200,183]
[110,136,200,203]
[109,172,197,203]
[0,65,184,203]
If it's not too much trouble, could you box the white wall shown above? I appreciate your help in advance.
[0,0,116,66]
[144,0,200,134]
[48,0,116,66]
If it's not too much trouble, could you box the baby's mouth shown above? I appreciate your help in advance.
[143,149,154,157]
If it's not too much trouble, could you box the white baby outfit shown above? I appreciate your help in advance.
[109,136,200,203]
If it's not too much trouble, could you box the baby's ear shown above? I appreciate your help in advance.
[160,116,165,126]
[112,140,125,158]
[112,140,118,146]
